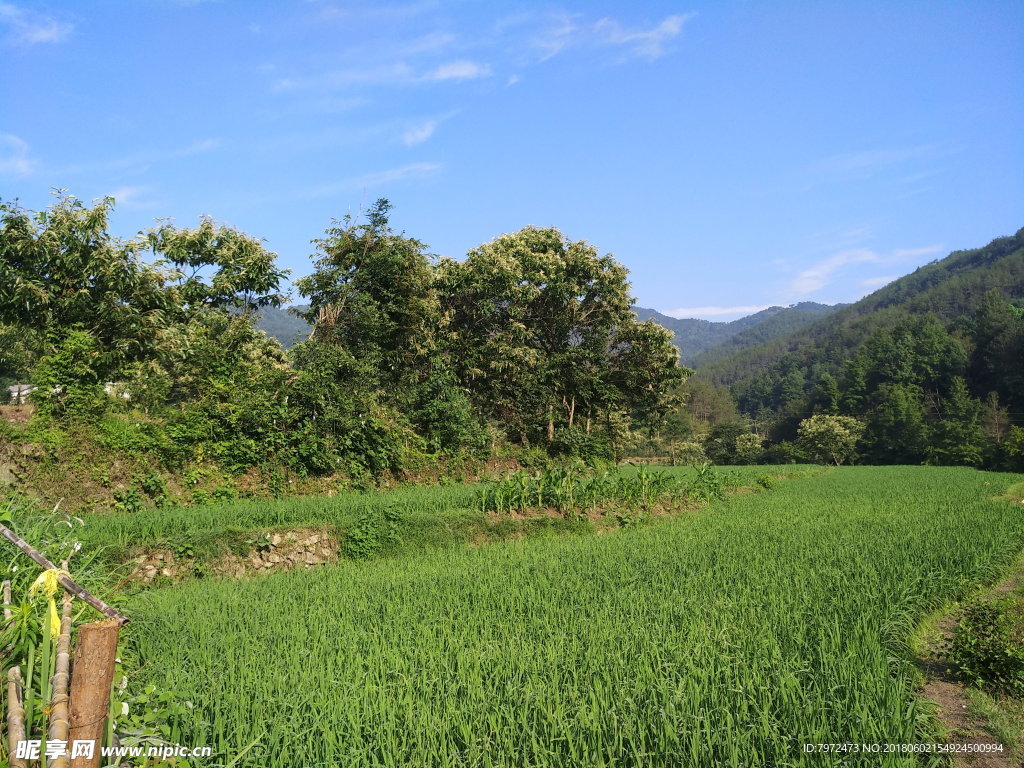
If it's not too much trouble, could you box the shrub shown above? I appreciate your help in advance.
[686,463,725,503]
[341,505,405,560]
[949,597,1024,694]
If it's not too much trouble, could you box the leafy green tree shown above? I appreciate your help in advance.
[0,194,168,381]
[30,328,107,421]
[443,226,682,445]
[927,377,985,466]
[812,372,841,414]
[295,199,438,391]
[864,383,928,463]
[703,421,752,465]
[734,432,764,464]
[797,415,864,466]
[146,216,289,318]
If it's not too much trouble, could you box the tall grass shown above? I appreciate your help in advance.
[125,467,1024,767]
[478,466,679,515]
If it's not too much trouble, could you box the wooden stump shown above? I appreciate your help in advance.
[68,619,120,768]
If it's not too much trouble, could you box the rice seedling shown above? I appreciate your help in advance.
[124,466,1024,767]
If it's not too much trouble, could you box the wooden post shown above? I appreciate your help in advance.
[68,619,120,768]
[0,525,127,624]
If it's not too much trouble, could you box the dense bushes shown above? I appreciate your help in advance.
[950,596,1024,695]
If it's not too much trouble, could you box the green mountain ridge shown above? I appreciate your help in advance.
[631,303,839,365]
[697,227,1024,415]
[257,301,841,362]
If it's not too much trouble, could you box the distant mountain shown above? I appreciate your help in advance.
[259,299,841,362]
[697,227,1024,402]
[255,305,310,348]
[631,303,839,366]
[688,303,842,368]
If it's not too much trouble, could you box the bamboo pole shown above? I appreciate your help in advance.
[47,594,74,768]
[7,666,26,768]
[0,525,127,624]
[3,579,26,768]
[68,619,120,768]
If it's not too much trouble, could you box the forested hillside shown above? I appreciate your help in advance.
[254,305,310,348]
[631,302,837,364]
[685,229,1024,468]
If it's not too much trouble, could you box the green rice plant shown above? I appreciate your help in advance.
[124,467,1024,767]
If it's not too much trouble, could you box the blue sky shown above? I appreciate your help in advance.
[2,1,1022,320]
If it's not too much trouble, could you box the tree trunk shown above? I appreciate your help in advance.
[68,620,120,768]
[48,595,74,768]
[546,404,554,443]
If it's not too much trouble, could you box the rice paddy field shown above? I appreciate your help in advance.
[123,466,1024,767]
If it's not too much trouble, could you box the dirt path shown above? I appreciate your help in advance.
[917,568,1022,767]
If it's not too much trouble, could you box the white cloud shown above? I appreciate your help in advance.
[107,186,158,210]
[860,275,898,289]
[665,304,773,320]
[424,60,490,81]
[304,161,443,198]
[0,3,72,45]
[0,133,34,176]
[791,244,944,295]
[402,119,438,146]
[593,13,694,60]
[791,248,883,294]
[528,12,694,62]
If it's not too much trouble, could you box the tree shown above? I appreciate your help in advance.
[441,226,683,446]
[863,383,928,463]
[295,199,439,391]
[146,216,289,319]
[0,194,168,381]
[927,377,985,466]
[734,432,764,464]
[797,414,864,466]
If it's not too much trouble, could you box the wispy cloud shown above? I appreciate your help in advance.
[107,185,159,210]
[860,275,898,289]
[424,60,490,81]
[275,58,489,91]
[0,133,35,176]
[816,145,938,176]
[791,244,944,295]
[50,137,222,177]
[402,119,438,146]
[303,161,443,198]
[593,13,695,60]
[665,304,773,320]
[0,3,72,45]
[527,12,694,63]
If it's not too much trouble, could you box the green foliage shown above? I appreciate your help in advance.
[340,505,405,560]
[30,328,108,421]
[685,462,726,502]
[702,421,753,465]
[797,414,865,466]
[950,596,1024,695]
